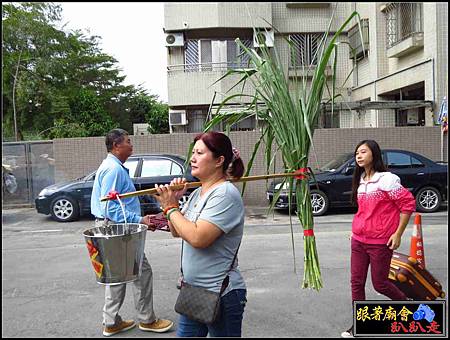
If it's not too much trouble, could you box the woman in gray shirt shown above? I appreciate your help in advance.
[155,131,247,337]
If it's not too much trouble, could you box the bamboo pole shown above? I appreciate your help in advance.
[100,172,306,202]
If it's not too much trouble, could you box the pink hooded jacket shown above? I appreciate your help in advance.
[351,172,416,245]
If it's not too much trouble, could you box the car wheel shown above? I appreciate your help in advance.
[178,195,189,210]
[416,186,442,213]
[310,189,329,216]
[50,195,80,222]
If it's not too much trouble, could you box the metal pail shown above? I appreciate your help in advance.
[83,223,147,285]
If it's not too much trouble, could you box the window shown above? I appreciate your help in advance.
[123,159,139,178]
[185,40,199,72]
[395,108,425,127]
[385,3,423,48]
[289,33,323,67]
[411,156,424,168]
[230,116,256,132]
[185,39,252,72]
[386,152,423,169]
[318,111,340,128]
[140,159,183,177]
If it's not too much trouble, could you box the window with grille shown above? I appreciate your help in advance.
[289,33,323,67]
[184,39,252,72]
[384,3,423,48]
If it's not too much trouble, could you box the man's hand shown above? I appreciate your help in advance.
[140,215,156,232]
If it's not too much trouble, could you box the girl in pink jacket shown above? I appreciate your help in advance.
[341,140,416,338]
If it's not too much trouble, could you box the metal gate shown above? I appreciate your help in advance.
[2,141,55,207]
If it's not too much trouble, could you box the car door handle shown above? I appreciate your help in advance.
[417,173,425,175]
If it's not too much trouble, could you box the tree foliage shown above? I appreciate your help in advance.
[2,2,169,140]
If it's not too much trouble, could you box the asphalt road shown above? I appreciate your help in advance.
[2,206,448,338]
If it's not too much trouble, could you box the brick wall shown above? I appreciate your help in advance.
[54,127,447,206]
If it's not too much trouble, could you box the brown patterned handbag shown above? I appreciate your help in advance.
[174,241,239,324]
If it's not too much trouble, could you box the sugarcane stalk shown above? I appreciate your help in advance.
[100,171,308,202]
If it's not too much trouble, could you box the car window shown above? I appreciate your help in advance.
[140,159,183,177]
[124,159,139,178]
[171,162,184,175]
[386,152,415,169]
[320,153,353,171]
[411,156,425,168]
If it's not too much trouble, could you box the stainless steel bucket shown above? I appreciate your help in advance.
[83,223,147,285]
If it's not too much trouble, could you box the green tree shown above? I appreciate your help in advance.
[2,2,66,140]
[2,2,166,140]
[129,92,169,134]
[48,88,117,138]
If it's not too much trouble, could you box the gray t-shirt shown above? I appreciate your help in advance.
[180,181,246,295]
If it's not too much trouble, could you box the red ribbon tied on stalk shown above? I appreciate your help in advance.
[107,190,120,200]
[303,229,314,237]
[294,168,309,180]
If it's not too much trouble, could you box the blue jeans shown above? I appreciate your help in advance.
[176,289,247,337]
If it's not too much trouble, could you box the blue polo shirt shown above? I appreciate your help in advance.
[90,154,142,223]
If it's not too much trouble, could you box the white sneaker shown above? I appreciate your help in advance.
[341,325,354,338]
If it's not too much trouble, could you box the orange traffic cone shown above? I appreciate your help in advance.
[409,213,425,267]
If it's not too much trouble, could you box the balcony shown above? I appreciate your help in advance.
[383,2,424,57]
[164,3,272,31]
[286,3,331,9]
[167,62,257,107]
[288,65,332,78]
[387,32,424,58]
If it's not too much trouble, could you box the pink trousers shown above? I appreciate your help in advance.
[351,238,407,301]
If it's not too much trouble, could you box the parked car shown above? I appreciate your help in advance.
[35,154,197,222]
[267,149,448,216]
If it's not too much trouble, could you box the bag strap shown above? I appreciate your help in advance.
[179,186,241,293]
[181,240,240,295]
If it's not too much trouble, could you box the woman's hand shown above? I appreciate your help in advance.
[387,232,401,250]
[154,182,181,210]
[170,177,188,201]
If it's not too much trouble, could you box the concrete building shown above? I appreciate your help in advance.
[163,2,448,133]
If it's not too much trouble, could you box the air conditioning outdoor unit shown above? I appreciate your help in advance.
[169,110,187,125]
[165,32,184,47]
[253,30,274,48]
[133,123,150,136]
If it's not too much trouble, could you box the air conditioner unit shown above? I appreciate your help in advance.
[165,32,184,47]
[133,123,150,136]
[169,110,187,125]
[348,19,370,60]
[256,109,272,120]
[253,30,274,48]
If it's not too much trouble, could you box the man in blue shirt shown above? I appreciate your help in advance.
[91,128,173,336]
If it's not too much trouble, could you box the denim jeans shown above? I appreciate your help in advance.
[176,289,247,337]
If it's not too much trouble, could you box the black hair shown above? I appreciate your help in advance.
[351,139,387,205]
[105,128,129,152]
[194,131,245,178]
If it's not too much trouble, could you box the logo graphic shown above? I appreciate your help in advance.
[413,304,435,323]
[354,301,445,336]
[86,240,103,278]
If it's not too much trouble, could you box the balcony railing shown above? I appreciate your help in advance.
[167,62,252,74]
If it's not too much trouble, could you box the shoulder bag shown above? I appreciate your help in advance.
[174,240,240,324]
